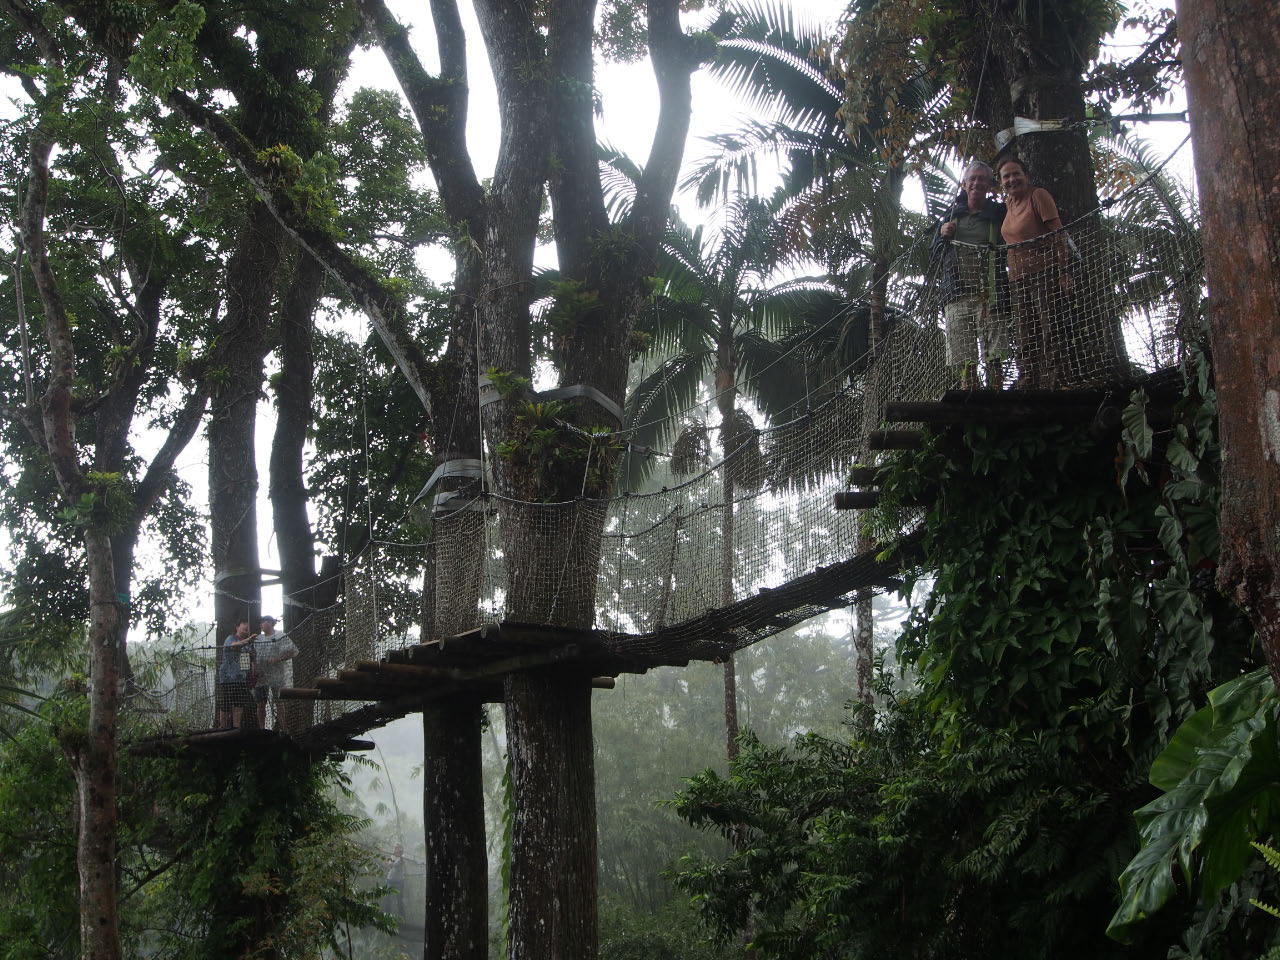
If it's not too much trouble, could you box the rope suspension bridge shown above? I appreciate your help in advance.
[132,160,1205,752]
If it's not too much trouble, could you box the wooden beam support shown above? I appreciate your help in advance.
[453,643,582,680]
[591,677,615,689]
[886,397,1176,430]
[355,659,459,680]
[937,388,1107,406]
[835,489,934,510]
[835,491,880,510]
[279,687,322,700]
[885,400,1103,423]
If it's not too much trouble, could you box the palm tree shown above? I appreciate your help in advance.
[622,198,841,762]
[688,1,953,344]
[1092,130,1203,368]
[687,1,953,711]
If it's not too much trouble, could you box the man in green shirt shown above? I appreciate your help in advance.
[929,161,1009,389]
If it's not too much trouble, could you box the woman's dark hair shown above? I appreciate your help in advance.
[996,155,1028,179]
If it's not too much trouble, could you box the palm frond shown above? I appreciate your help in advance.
[734,328,810,420]
[624,349,715,453]
[599,146,642,222]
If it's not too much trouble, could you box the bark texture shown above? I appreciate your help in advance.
[422,698,488,960]
[209,211,286,643]
[270,249,324,734]
[1179,0,1280,687]
[503,671,598,960]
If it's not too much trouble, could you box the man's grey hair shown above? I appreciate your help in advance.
[962,160,995,184]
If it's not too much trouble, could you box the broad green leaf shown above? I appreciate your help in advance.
[1108,669,1279,943]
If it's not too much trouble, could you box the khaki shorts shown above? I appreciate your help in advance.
[944,296,1007,367]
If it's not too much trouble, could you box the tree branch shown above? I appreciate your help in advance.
[1,0,60,66]
[167,89,436,417]
[631,0,702,253]
[357,0,485,230]
[546,0,608,274]
[131,385,210,529]
[17,91,85,499]
[57,0,438,416]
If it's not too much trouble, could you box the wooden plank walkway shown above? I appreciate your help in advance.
[281,534,922,751]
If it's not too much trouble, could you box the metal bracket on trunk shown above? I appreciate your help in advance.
[477,375,623,424]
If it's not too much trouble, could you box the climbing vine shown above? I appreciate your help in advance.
[672,349,1264,958]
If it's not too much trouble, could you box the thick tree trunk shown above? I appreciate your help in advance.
[270,248,323,733]
[1001,68,1098,225]
[270,249,323,621]
[210,212,287,648]
[422,698,488,960]
[424,281,484,640]
[1179,0,1280,688]
[504,671,598,960]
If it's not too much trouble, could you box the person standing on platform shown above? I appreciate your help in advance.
[930,160,1009,389]
[251,615,298,730]
[217,620,253,729]
[998,156,1075,389]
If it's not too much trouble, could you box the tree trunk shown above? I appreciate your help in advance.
[503,671,598,960]
[270,247,324,733]
[210,211,287,649]
[1179,0,1280,688]
[721,479,741,762]
[18,110,124,960]
[270,248,323,621]
[422,697,488,960]
[716,343,742,762]
[986,2,1127,379]
[853,220,897,711]
[70,530,124,960]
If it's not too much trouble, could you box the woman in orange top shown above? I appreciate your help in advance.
[997,157,1074,389]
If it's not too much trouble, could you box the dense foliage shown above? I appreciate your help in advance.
[670,355,1271,957]
[0,684,389,959]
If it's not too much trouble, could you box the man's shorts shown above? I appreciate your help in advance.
[217,680,249,713]
[944,296,1007,366]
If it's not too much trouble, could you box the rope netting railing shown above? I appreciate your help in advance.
[901,211,1203,395]
[130,180,1205,739]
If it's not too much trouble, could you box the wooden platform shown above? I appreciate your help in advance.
[281,533,920,751]
[837,374,1186,510]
